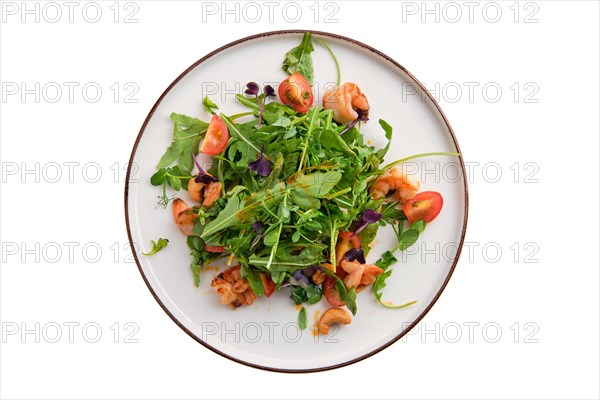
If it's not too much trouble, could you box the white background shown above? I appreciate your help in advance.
[1,1,598,399]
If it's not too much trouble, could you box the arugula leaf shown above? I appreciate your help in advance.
[341,126,360,145]
[375,251,397,270]
[298,306,308,330]
[335,280,357,315]
[241,263,265,296]
[411,220,426,233]
[190,263,201,286]
[263,102,297,125]
[288,171,342,210]
[380,202,405,223]
[358,222,379,255]
[289,190,320,210]
[320,268,357,315]
[319,129,357,158]
[347,287,357,313]
[273,271,287,290]
[375,119,393,161]
[158,113,208,170]
[399,229,419,251]
[263,152,284,189]
[201,182,288,240]
[249,243,326,271]
[282,32,315,85]
[271,117,292,128]
[306,284,323,304]
[187,236,225,287]
[373,270,417,309]
[201,187,247,241]
[142,238,169,256]
[371,221,425,309]
[290,285,307,305]
[292,171,343,197]
[220,113,261,154]
[227,139,258,169]
[202,96,219,114]
[397,220,426,251]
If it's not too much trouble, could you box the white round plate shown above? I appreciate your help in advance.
[125,30,468,372]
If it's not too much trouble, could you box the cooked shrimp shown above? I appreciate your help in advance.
[203,181,222,207]
[187,177,205,203]
[323,82,370,125]
[341,260,364,289]
[341,260,384,291]
[172,198,196,236]
[211,265,257,309]
[370,167,420,203]
[346,83,370,112]
[312,269,326,285]
[357,264,384,292]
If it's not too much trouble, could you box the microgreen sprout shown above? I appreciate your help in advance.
[245,82,275,127]
[252,221,266,234]
[193,153,218,184]
[263,85,275,97]
[156,189,176,209]
[248,147,272,177]
[340,109,369,135]
[249,221,266,251]
[302,265,317,277]
[344,248,366,264]
[354,209,382,234]
[291,270,309,288]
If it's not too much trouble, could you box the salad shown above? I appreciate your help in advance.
[148,33,459,335]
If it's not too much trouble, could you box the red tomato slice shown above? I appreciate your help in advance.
[259,273,275,297]
[323,276,345,307]
[204,244,224,253]
[403,191,444,223]
[335,231,362,267]
[200,114,229,156]
[278,73,314,113]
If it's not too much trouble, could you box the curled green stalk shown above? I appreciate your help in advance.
[383,152,461,170]
[316,37,341,86]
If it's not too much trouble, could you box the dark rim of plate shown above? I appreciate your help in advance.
[124,29,470,373]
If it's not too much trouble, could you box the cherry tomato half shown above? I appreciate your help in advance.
[403,191,444,223]
[259,273,276,297]
[323,276,345,307]
[204,244,224,253]
[278,73,314,113]
[200,114,229,156]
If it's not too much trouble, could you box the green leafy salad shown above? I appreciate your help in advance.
[148,32,459,334]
